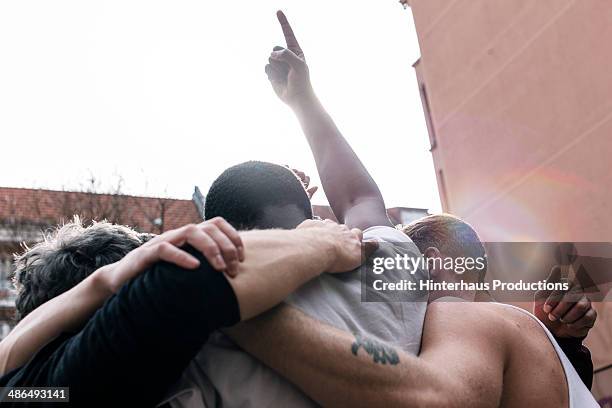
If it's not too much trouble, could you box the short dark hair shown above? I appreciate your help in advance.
[12,217,151,320]
[204,161,313,230]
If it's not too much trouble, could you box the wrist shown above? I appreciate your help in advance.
[90,264,116,298]
[313,229,339,273]
[294,227,336,274]
[289,88,319,113]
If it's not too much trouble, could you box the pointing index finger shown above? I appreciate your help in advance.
[277,10,304,58]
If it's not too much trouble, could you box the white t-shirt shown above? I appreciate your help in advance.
[162,226,429,408]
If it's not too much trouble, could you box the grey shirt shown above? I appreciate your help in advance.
[162,226,428,408]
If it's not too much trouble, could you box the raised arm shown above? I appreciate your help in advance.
[267,11,391,230]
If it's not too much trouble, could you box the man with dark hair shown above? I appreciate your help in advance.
[0,10,598,406]
[205,161,313,230]
[0,217,365,407]
[163,11,598,408]
[213,12,598,407]
[12,218,153,320]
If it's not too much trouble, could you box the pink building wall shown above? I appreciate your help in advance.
[405,0,612,402]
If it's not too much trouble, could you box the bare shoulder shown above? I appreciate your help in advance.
[426,301,540,332]
[423,301,561,378]
[420,302,509,406]
[422,301,541,353]
[421,301,513,362]
[422,302,567,408]
[425,301,513,334]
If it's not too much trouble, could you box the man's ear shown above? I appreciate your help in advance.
[424,246,442,278]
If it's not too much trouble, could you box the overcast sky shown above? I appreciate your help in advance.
[0,1,441,212]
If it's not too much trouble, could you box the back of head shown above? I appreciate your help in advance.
[12,217,151,320]
[204,161,313,230]
[402,213,487,281]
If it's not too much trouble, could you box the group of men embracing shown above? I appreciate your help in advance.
[0,11,600,407]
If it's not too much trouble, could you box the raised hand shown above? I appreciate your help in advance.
[266,11,314,106]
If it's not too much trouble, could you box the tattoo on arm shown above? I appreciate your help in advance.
[351,333,400,365]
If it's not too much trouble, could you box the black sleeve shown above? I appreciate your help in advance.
[554,335,593,389]
[0,245,240,407]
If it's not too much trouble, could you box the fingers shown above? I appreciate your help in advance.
[556,295,591,324]
[330,225,366,273]
[265,59,289,83]
[144,219,246,276]
[156,242,201,270]
[208,217,244,262]
[290,168,309,186]
[566,308,597,335]
[306,186,318,199]
[276,10,304,57]
[172,220,246,276]
[546,282,587,321]
[546,286,582,321]
[537,265,562,303]
[270,48,303,69]
[182,225,228,272]
[532,263,598,338]
[353,231,364,252]
[540,264,587,323]
[286,166,318,198]
[199,224,241,277]
[351,228,363,242]
[541,265,564,314]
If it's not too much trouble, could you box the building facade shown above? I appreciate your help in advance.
[403,0,612,403]
[0,187,203,336]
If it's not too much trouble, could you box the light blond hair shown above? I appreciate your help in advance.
[401,213,487,282]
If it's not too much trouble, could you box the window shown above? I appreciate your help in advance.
[419,83,437,150]
[0,258,13,290]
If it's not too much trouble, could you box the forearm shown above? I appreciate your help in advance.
[0,228,335,373]
[227,229,334,320]
[0,267,112,374]
[225,305,443,407]
[291,94,390,228]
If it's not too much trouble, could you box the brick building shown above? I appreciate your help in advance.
[0,186,203,336]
